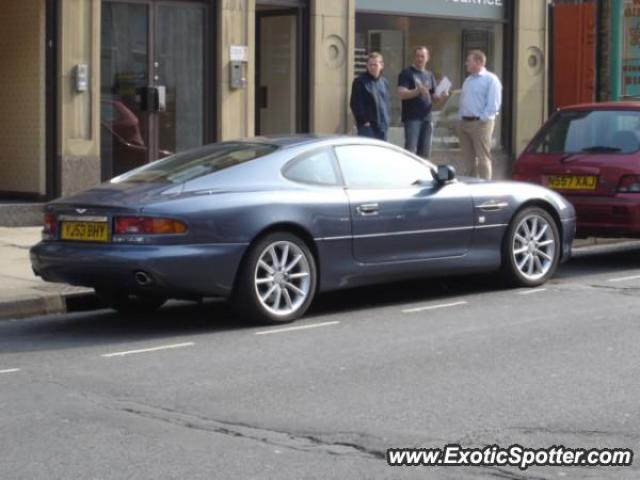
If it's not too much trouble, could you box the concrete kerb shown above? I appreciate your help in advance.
[0,226,97,321]
[0,291,65,320]
[571,238,640,257]
[0,290,97,321]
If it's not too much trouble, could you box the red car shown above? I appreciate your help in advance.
[513,102,640,237]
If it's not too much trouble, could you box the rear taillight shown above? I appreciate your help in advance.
[43,212,56,238]
[617,175,640,193]
[113,216,187,235]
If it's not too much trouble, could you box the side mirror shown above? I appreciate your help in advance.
[435,164,456,185]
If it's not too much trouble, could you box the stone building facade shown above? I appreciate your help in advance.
[0,0,551,213]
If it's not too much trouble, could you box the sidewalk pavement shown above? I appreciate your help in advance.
[0,227,93,320]
[1,226,640,322]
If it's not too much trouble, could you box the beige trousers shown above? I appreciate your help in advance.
[457,119,495,180]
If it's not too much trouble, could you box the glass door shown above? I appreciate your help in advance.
[156,3,205,155]
[256,10,299,135]
[101,1,150,178]
[101,0,207,179]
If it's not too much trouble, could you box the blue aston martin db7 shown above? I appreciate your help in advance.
[31,136,576,323]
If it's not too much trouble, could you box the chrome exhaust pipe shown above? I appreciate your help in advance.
[134,270,153,286]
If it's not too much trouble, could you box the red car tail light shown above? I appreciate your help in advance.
[43,212,57,235]
[617,175,640,193]
[114,216,187,235]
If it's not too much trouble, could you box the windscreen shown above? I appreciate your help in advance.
[111,142,278,184]
[528,109,640,155]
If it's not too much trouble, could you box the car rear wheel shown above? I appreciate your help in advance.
[96,289,167,313]
[501,207,560,287]
[231,232,317,324]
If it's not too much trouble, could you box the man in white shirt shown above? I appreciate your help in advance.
[457,50,502,180]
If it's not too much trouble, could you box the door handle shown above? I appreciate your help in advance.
[476,201,508,212]
[138,86,166,112]
[356,203,379,216]
[157,85,166,112]
[260,86,268,109]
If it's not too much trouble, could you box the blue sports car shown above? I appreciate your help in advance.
[31,136,576,323]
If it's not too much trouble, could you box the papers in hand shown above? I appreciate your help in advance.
[435,76,452,97]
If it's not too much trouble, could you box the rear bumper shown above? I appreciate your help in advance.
[567,195,640,237]
[30,241,248,298]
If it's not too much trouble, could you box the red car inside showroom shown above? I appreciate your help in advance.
[513,102,640,238]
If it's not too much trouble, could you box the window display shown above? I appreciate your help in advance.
[356,13,504,152]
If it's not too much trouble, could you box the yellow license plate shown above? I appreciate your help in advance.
[547,175,597,190]
[60,221,108,242]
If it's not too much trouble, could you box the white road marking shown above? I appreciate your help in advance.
[402,301,468,314]
[101,342,194,358]
[608,275,640,283]
[517,288,548,295]
[0,368,20,374]
[255,321,340,335]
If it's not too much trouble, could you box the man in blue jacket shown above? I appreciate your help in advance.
[350,52,391,140]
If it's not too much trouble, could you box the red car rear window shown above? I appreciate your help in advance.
[528,109,640,155]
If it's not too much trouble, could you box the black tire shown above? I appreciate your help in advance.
[231,232,317,324]
[96,288,167,314]
[501,207,561,288]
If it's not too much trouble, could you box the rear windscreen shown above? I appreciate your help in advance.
[528,110,640,154]
[111,143,278,184]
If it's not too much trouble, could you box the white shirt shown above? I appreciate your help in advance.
[459,67,502,121]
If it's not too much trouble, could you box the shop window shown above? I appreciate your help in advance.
[355,13,504,152]
[622,0,640,98]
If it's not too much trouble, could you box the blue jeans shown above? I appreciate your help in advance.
[357,125,387,141]
[404,119,433,158]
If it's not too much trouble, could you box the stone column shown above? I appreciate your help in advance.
[513,2,548,156]
[217,0,255,140]
[310,0,355,134]
[58,0,101,196]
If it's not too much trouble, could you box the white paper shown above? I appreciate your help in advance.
[435,76,452,97]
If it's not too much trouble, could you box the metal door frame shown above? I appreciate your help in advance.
[46,0,58,199]
[101,0,214,178]
[255,5,309,135]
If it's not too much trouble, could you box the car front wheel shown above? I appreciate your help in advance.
[232,232,317,324]
[501,207,561,287]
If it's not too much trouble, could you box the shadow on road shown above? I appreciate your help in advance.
[0,299,241,354]
[554,244,640,279]
[2,244,640,355]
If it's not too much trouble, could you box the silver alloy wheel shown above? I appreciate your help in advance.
[254,240,312,317]
[512,213,557,281]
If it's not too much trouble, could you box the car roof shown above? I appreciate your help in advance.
[557,101,640,111]
[223,135,334,148]
[223,134,391,149]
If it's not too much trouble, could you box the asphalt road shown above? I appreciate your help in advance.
[1,244,640,479]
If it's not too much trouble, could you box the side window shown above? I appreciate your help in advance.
[335,145,433,188]
[612,112,640,154]
[283,148,340,186]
